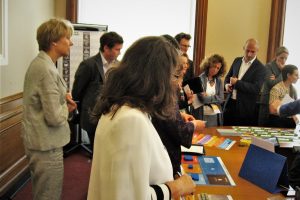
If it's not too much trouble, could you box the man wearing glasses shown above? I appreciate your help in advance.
[175,32,194,82]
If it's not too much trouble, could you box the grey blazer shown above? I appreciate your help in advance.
[22,51,70,151]
[194,73,224,125]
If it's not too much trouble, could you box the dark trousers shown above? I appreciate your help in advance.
[85,125,96,152]
[268,114,296,128]
[258,103,270,126]
[289,153,300,189]
[223,99,257,126]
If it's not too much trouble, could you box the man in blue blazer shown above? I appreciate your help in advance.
[270,99,300,117]
[270,98,300,190]
[72,32,123,152]
[283,100,300,190]
[270,99,300,190]
[223,38,266,126]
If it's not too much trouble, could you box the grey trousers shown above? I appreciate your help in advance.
[25,147,64,200]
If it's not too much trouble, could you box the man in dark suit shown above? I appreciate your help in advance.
[223,38,266,126]
[175,32,194,82]
[72,32,123,152]
[289,152,300,190]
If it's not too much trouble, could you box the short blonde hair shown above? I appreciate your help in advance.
[37,18,73,51]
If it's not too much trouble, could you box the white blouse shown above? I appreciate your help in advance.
[88,106,173,200]
[204,81,217,115]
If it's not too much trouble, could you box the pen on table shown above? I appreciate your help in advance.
[178,170,196,200]
[174,171,182,180]
[279,184,290,191]
[175,171,187,200]
[174,171,183,200]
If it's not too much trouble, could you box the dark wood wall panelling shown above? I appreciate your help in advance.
[66,0,78,23]
[267,0,287,62]
[0,93,28,197]
[193,0,208,77]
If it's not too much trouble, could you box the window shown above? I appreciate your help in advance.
[78,0,196,59]
[283,0,300,96]
[0,0,8,66]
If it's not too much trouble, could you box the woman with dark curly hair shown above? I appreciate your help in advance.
[194,54,226,127]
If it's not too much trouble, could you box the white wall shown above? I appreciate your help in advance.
[78,0,272,72]
[78,0,196,59]
[283,0,300,97]
[0,0,55,98]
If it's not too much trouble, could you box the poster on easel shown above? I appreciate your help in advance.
[57,23,108,91]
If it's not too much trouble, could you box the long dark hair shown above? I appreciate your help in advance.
[91,36,179,122]
[282,64,298,81]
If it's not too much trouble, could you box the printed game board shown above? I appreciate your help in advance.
[232,126,300,147]
[181,155,235,186]
[192,133,236,150]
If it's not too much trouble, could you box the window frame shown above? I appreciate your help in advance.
[0,0,8,66]
[267,0,287,62]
